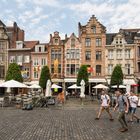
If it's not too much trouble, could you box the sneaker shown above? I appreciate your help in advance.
[110,118,114,121]
[95,117,99,120]
[120,128,128,132]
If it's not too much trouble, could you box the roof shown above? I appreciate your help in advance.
[24,41,39,49]
[106,33,116,45]
[120,28,140,44]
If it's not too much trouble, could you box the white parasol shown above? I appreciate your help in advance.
[68,84,81,89]
[93,84,109,89]
[0,80,28,88]
[45,79,52,97]
[80,80,85,98]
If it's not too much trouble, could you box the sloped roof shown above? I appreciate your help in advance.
[106,33,116,45]
[24,41,39,48]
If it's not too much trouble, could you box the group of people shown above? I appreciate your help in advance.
[95,89,139,132]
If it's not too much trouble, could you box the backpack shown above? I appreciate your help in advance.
[122,95,130,112]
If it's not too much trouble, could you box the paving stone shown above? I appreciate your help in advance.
[0,106,139,140]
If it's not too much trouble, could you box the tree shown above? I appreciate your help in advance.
[77,65,89,86]
[5,63,23,82]
[110,64,123,88]
[39,65,51,90]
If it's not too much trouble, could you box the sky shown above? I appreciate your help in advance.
[0,0,140,43]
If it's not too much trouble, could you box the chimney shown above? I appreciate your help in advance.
[65,34,67,39]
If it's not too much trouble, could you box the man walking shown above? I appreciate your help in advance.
[128,91,140,123]
[95,90,113,121]
[114,90,129,132]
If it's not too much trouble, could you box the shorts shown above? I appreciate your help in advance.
[131,107,136,114]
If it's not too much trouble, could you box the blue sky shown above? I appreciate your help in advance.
[0,0,140,42]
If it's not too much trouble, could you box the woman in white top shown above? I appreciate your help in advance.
[95,90,113,121]
[128,91,139,123]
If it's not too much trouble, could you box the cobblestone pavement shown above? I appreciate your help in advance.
[0,105,140,140]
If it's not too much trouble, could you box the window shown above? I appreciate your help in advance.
[92,26,96,33]
[0,54,4,62]
[66,49,80,59]
[117,50,122,59]
[116,38,118,44]
[33,58,39,66]
[85,38,91,47]
[96,38,101,46]
[54,39,58,44]
[96,65,101,76]
[85,51,91,60]
[34,71,38,79]
[17,55,22,63]
[0,42,5,52]
[51,49,61,60]
[58,64,61,73]
[76,49,80,59]
[10,56,16,63]
[24,55,30,63]
[71,38,75,47]
[138,62,140,72]
[108,64,113,75]
[66,64,79,75]
[24,67,30,78]
[66,64,70,75]
[96,51,102,60]
[35,46,45,52]
[138,46,140,57]
[16,41,23,49]
[108,50,114,59]
[125,49,131,59]
[120,38,122,44]
[66,49,70,59]
[71,64,75,75]
[39,47,41,52]
[41,58,46,66]
[125,64,130,75]
[0,66,4,78]
[51,64,61,74]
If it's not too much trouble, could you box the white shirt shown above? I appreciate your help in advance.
[101,94,110,107]
[129,95,138,108]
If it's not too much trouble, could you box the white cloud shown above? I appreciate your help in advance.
[32,0,60,7]
[67,0,140,33]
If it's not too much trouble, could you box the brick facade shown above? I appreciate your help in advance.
[78,15,106,78]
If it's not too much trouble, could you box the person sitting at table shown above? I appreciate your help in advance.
[57,91,65,104]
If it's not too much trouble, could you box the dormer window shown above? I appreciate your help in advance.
[116,38,118,44]
[91,26,96,33]
[55,39,58,44]
[35,45,45,52]
[71,38,75,47]
[120,38,122,44]
[39,46,41,52]
[16,41,23,49]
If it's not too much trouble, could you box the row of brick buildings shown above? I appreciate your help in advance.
[0,15,140,93]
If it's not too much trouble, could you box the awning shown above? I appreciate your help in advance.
[107,79,136,85]
[123,79,136,85]
[64,78,106,83]
[52,79,64,83]
[24,81,39,85]
[89,78,106,83]
[64,78,76,82]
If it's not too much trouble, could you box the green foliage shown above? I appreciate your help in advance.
[110,64,123,88]
[5,63,23,82]
[39,65,51,89]
[77,65,89,86]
